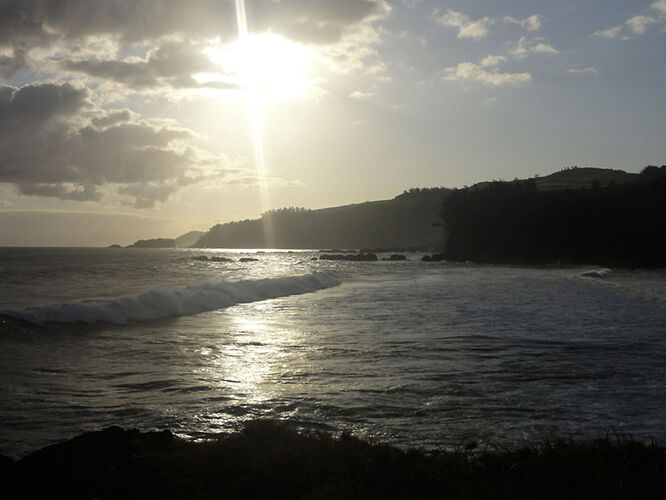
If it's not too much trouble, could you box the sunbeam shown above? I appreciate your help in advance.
[235,0,274,247]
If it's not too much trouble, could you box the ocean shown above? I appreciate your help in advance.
[1,247,664,459]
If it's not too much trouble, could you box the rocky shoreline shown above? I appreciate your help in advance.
[2,421,664,499]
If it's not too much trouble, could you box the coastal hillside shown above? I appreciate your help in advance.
[127,231,205,248]
[175,231,205,247]
[441,166,666,267]
[127,237,176,248]
[471,166,638,192]
[195,188,449,250]
[193,167,643,250]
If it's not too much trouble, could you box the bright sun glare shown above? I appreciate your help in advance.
[204,34,313,101]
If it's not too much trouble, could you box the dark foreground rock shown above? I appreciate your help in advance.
[319,252,378,262]
[3,421,665,499]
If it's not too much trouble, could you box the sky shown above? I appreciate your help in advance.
[1,0,665,246]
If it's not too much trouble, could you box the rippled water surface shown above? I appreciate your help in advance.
[1,247,665,458]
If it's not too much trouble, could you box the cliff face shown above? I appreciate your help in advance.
[195,188,449,250]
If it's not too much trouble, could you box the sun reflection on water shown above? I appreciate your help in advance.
[197,300,308,434]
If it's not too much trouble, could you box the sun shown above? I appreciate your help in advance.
[204,34,314,101]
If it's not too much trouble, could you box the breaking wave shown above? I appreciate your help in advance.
[1,272,340,325]
[575,268,612,279]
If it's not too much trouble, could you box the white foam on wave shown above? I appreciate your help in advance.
[1,272,340,325]
[575,268,612,279]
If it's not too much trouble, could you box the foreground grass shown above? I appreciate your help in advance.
[2,420,665,499]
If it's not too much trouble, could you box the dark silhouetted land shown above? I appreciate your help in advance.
[128,231,205,248]
[441,166,666,267]
[126,166,665,267]
[2,421,664,499]
[174,231,205,247]
[127,237,177,248]
[194,188,449,250]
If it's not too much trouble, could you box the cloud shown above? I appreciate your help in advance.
[567,67,599,75]
[480,55,508,68]
[319,23,388,76]
[117,182,182,209]
[60,40,232,90]
[0,83,233,207]
[653,0,666,16]
[509,37,559,59]
[349,90,378,100]
[593,26,624,39]
[626,15,659,34]
[0,47,28,79]
[17,183,102,202]
[594,1,666,40]
[442,56,532,87]
[433,10,543,40]
[0,1,389,47]
[0,1,391,76]
[504,15,542,32]
[433,9,495,40]
[91,109,137,129]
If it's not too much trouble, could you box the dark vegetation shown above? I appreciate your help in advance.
[2,421,664,499]
[194,188,448,250]
[441,166,666,267]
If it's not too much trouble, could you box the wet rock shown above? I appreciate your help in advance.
[382,254,406,261]
[422,253,446,262]
[319,252,378,262]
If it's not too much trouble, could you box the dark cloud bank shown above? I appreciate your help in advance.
[0,83,216,207]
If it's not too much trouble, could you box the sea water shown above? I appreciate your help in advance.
[0,247,664,459]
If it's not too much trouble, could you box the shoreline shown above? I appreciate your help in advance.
[2,421,664,499]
